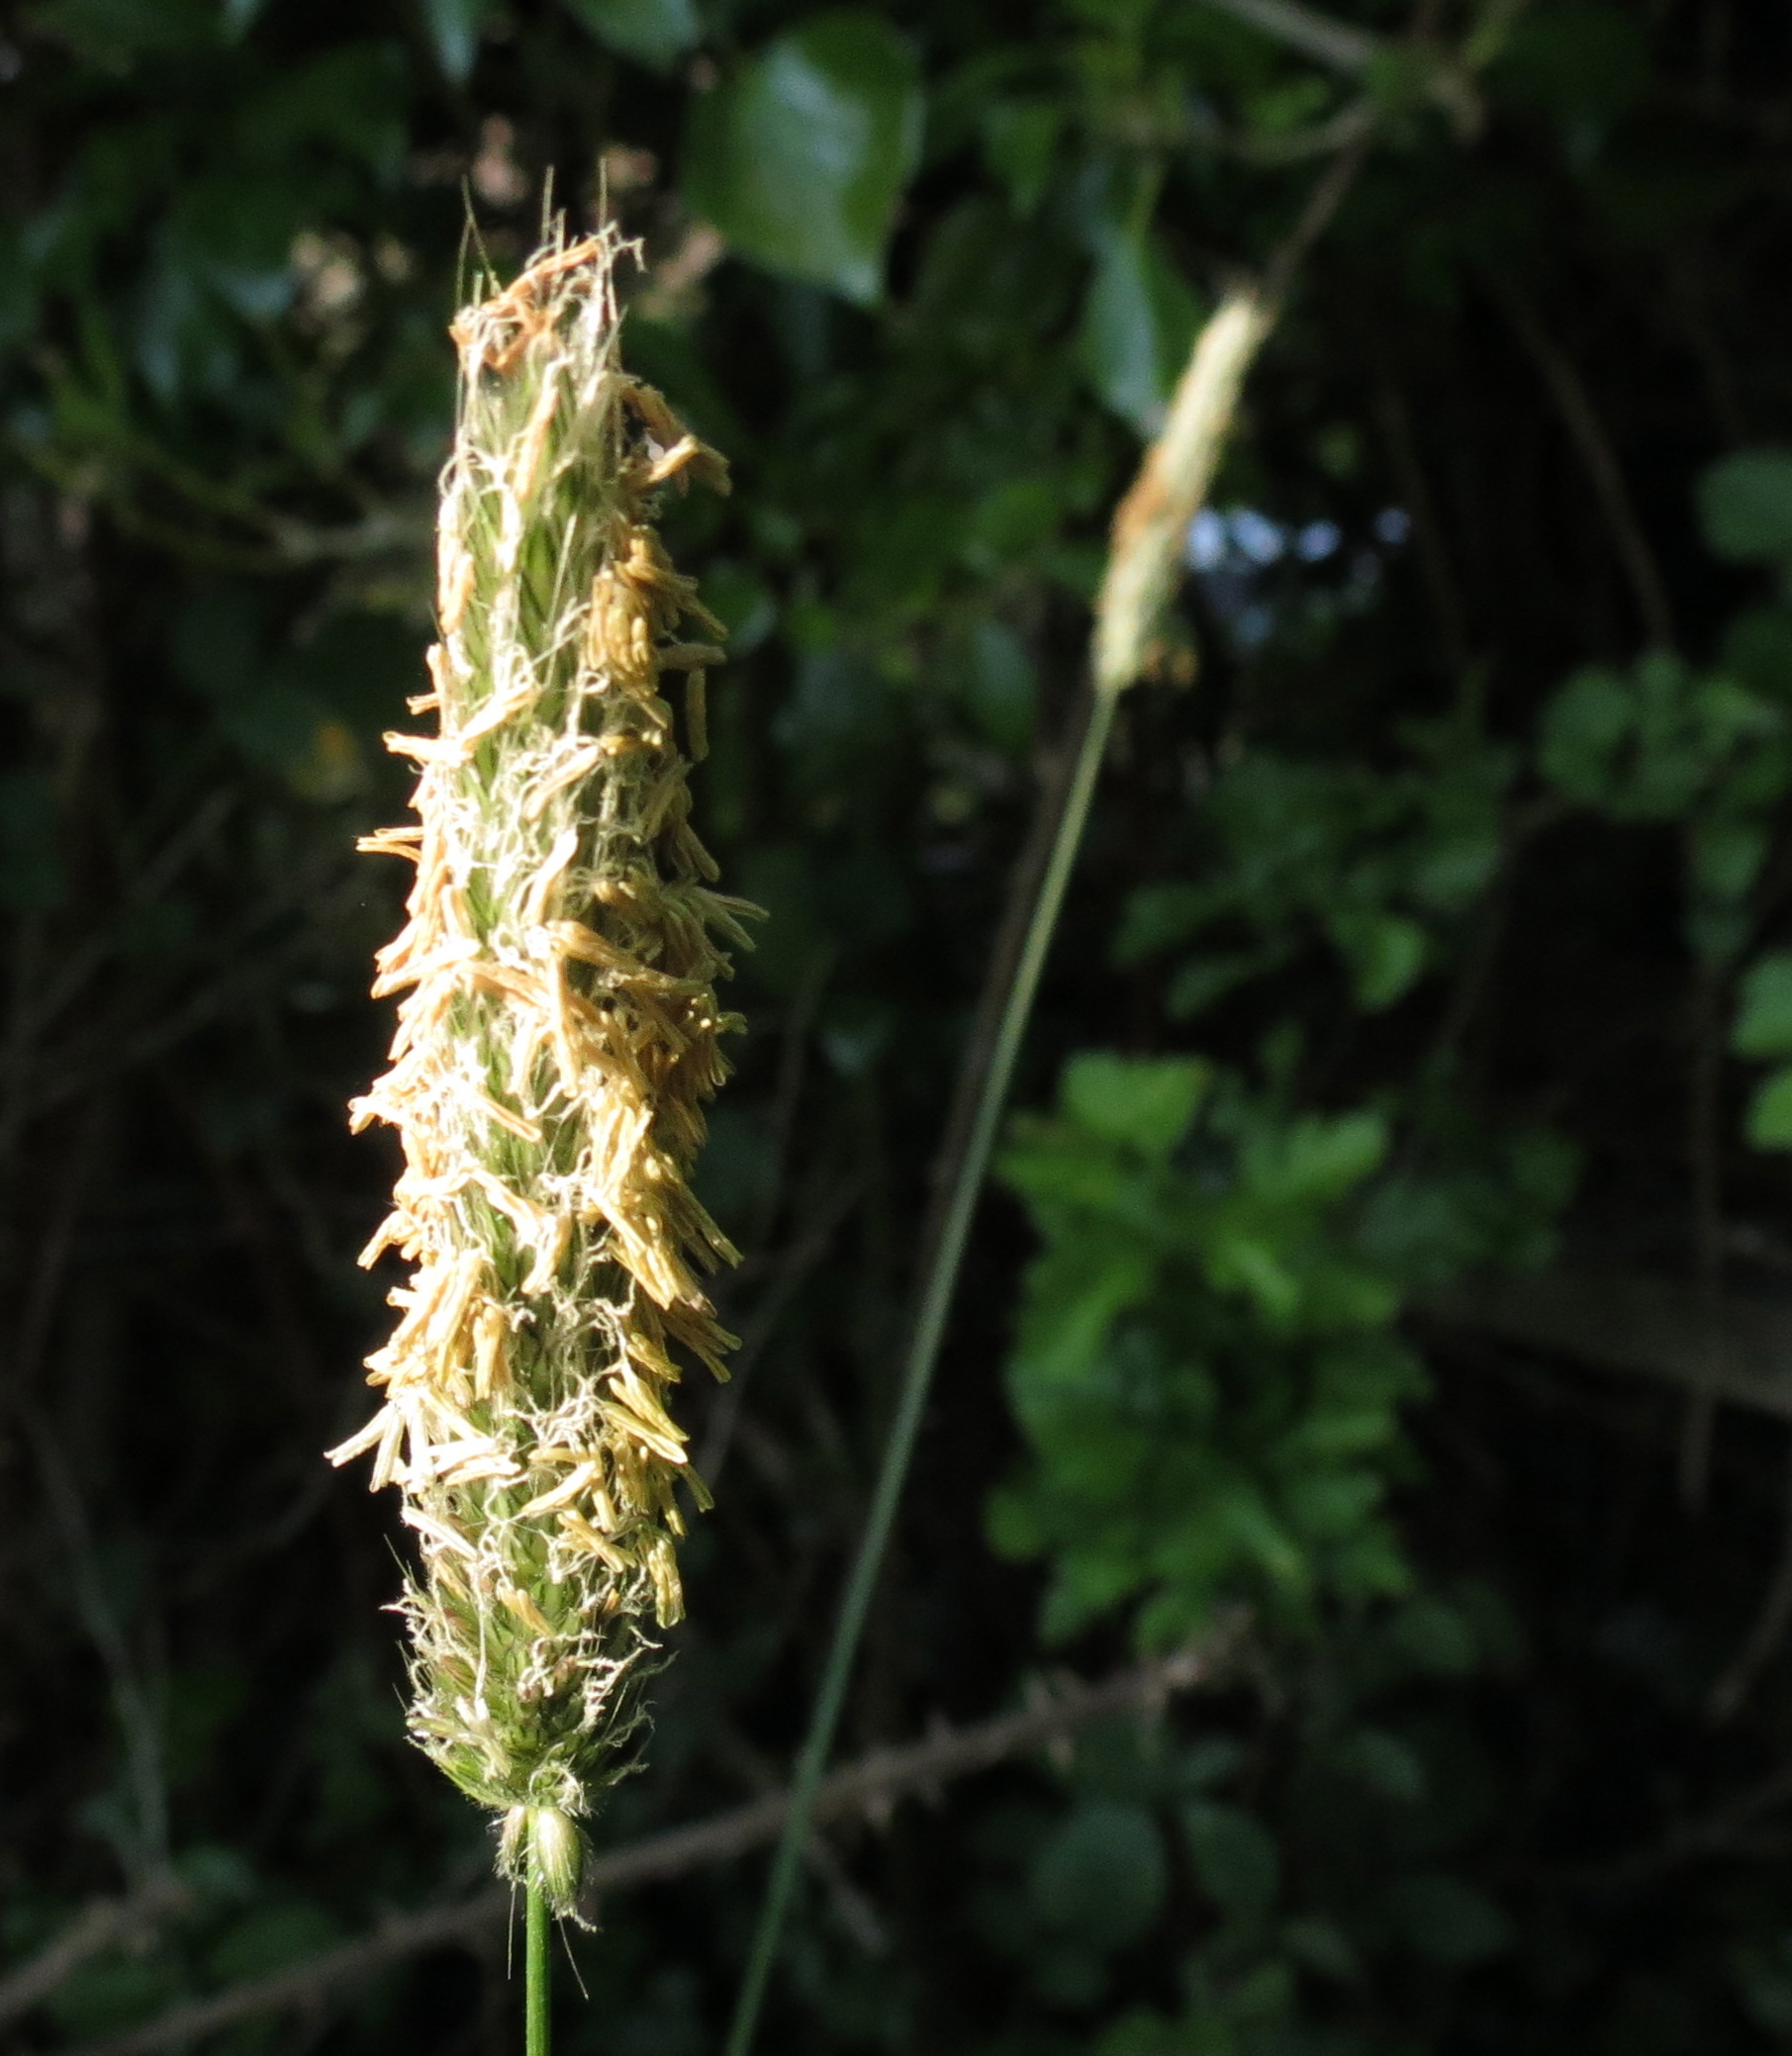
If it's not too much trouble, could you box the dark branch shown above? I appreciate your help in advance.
[57,1635,1241,2056]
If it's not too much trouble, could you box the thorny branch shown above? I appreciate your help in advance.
[49,1635,1241,2056]
[0,1875,189,2033]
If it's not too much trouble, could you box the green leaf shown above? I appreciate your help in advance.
[1244,1110,1388,1206]
[1079,227,1202,436]
[1168,947,1289,1020]
[986,1481,1046,1561]
[47,1948,187,2040]
[1180,1802,1280,1924]
[1203,1229,1301,1323]
[1745,1068,1792,1150]
[1030,1801,1168,1951]
[0,773,66,912]
[421,0,489,81]
[681,12,923,305]
[1381,1872,1512,1965]
[1334,1727,1427,1803]
[982,99,1060,214]
[1699,448,1792,566]
[1491,3,1649,128]
[1094,2008,1199,2056]
[1722,607,1792,701]
[28,0,218,66]
[1062,1053,1211,1156]
[1116,881,1223,963]
[1280,1914,1361,1982]
[560,0,698,71]
[1011,1248,1154,1390]
[1690,816,1771,915]
[206,1901,343,1983]
[1327,908,1428,1010]
[1364,46,1438,115]
[1732,1938,1792,2036]
[702,564,778,656]
[1737,956,1792,1059]
[948,617,1036,750]
[1537,665,1644,807]
[1388,1594,1479,1675]
[1539,653,1778,820]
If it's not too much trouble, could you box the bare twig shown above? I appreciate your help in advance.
[1485,269,1676,651]
[55,1636,1240,2056]
[704,1725,889,1954]
[751,947,836,1251]
[1708,1436,1792,1723]
[1373,377,1471,679]
[1202,0,1378,73]
[1421,1264,1792,1419]
[699,1173,865,1483]
[1682,956,1729,1508]
[25,1412,170,1876]
[0,1873,188,2031]
[1199,0,1484,132]
[1545,1749,1792,1894]
[1232,98,1377,163]
[16,791,236,1049]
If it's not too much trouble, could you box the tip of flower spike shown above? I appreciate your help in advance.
[502,1804,590,1922]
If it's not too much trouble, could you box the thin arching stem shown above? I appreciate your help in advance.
[721,681,1121,2056]
[719,140,1368,2056]
[718,160,1365,2056]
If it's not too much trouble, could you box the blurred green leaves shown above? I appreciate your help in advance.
[1698,448,1792,571]
[1539,653,1781,824]
[1732,953,1792,1149]
[1117,719,1512,1019]
[1491,2,1650,132]
[1182,1801,1279,1926]
[4,4,1788,2054]
[561,0,699,71]
[1031,1801,1168,1953]
[1062,1050,1211,1156]
[170,584,415,800]
[26,0,220,68]
[993,1054,1429,1644]
[421,0,490,82]
[0,773,66,912]
[1380,1871,1512,1966]
[1081,225,1202,436]
[683,12,923,304]
[1540,648,1792,964]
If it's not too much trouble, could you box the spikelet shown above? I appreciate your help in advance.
[330,226,753,1916]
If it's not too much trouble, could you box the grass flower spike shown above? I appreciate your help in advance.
[331,226,752,1916]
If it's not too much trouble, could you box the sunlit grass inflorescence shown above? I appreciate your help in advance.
[330,226,752,1916]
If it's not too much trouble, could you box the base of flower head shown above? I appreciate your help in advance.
[398,1558,665,1829]
[501,1804,593,1924]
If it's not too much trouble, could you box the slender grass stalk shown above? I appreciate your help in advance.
[332,227,751,1942]
[525,1881,550,2056]
[722,279,1275,2056]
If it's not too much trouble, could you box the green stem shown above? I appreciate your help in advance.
[525,1879,550,2056]
[718,124,1365,2056]
[721,684,1121,2056]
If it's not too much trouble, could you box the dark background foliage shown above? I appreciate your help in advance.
[4,0,1792,2051]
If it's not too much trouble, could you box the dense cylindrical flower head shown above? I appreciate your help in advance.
[330,227,751,1916]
